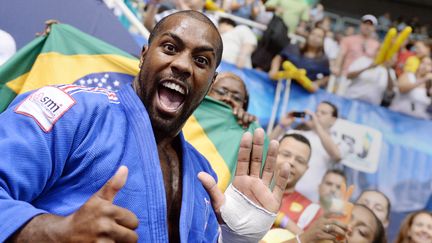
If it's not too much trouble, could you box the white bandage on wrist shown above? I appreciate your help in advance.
[220,184,277,240]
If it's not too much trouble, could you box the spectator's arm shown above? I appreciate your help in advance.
[397,72,432,94]
[305,111,342,162]
[235,43,255,69]
[346,63,376,79]
[175,0,192,10]
[229,0,242,11]
[385,67,395,92]
[315,124,342,162]
[332,38,348,76]
[143,2,159,31]
[314,76,329,88]
[268,112,295,140]
[264,0,279,11]
[268,55,283,80]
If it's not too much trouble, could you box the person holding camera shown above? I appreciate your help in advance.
[269,101,345,203]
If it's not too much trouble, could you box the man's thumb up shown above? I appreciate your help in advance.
[96,165,129,202]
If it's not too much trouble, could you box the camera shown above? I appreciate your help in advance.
[291,111,306,118]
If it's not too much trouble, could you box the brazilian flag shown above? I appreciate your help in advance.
[0,23,139,112]
[184,96,268,191]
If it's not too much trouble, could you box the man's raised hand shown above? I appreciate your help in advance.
[199,127,290,218]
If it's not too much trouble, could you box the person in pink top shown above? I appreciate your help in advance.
[333,14,380,77]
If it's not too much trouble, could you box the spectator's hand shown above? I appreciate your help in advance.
[279,112,295,128]
[233,107,257,129]
[299,215,349,242]
[304,110,319,130]
[331,66,341,77]
[275,7,284,15]
[198,128,289,219]
[368,62,379,70]
[425,73,432,80]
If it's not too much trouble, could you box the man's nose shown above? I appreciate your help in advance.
[170,52,192,79]
[220,96,236,110]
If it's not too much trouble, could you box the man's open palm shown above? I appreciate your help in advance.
[198,128,290,218]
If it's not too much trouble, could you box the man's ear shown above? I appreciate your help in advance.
[212,72,218,85]
[139,46,148,68]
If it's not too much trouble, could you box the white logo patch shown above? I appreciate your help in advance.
[15,86,76,132]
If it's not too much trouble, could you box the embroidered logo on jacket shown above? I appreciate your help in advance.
[15,86,76,132]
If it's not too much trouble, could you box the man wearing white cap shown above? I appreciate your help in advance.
[333,14,380,77]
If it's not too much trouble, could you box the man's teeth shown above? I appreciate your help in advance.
[162,82,185,95]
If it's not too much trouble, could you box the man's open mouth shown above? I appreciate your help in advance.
[156,80,187,115]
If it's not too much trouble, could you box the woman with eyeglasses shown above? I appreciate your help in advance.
[208,72,257,128]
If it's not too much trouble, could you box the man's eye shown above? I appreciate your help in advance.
[194,56,209,66]
[163,44,176,53]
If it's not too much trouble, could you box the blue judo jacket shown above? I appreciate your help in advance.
[0,84,219,242]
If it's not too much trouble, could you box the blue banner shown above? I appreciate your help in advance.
[218,62,432,213]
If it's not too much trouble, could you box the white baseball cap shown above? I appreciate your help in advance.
[361,14,378,26]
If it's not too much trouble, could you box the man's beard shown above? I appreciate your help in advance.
[138,77,200,139]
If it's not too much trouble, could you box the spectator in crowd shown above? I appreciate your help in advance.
[273,133,322,234]
[378,12,392,39]
[226,0,260,19]
[266,204,386,243]
[356,190,391,228]
[208,72,257,128]
[269,101,345,202]
[264,0,310,34]
[318,169,346,213]
[144,0,212,30]
[309,2,324,24]
[395,41,430,77]
[316,17,340,69]
[390,56,432,119]
[395,40,415,77]
[378,12,392,31]
[344,56,397,105]
[395,16,407,32]
[333,14,380,77]
[0,29,16,66]
[346,204,387,243]
[394,211,432,243]
[344,26,356,37]
[0,11,289,242]
[269,27,330,89]
[217,18,257,69]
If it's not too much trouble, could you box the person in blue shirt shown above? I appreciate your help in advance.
[269,27,331,89]
[0,10,291,242]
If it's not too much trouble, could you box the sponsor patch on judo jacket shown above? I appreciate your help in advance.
[15,86,76,132]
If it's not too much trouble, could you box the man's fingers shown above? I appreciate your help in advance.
[249,128,265,177]
[237,108,245,124]
[236,132,253,176]
[272,162,290,203]
[96,166,128,202]
[261,140,279,187]
[108,223,138,243]
[109,205,139,230]
[197,172,225,212]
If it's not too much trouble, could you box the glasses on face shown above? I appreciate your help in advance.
[212,87,245,104]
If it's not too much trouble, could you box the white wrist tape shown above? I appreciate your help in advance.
[220,184,277,239]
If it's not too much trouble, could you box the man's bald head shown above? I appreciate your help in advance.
[148,10,223,67]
